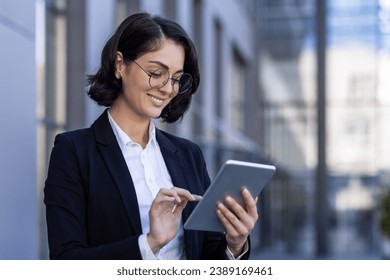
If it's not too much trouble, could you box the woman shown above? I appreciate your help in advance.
[44,12,258,260]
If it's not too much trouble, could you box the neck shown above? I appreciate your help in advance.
[108,104,151,148]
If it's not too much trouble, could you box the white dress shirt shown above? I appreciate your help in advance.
[108,112,185,259]
[108,111,248,260]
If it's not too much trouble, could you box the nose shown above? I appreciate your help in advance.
[159,78,176,95]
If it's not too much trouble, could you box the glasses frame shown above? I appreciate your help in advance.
[132,60,192,95]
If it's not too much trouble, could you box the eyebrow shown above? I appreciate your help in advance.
[147,60,184,74]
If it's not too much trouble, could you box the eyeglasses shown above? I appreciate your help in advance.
[132,60,193,94]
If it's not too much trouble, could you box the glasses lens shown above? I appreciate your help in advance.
[149,69,169,89]
[177,74,193,94]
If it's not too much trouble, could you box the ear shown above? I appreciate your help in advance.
[115,51,124,79]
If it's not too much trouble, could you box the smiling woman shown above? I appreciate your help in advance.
[109,39,186,131]
[86,13,199,123]
[44,12,259,260]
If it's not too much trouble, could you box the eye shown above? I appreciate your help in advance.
[149,69,164,77]
[172,77,180,84]
[172,74,183,82]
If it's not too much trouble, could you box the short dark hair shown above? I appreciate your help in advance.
[87,12,200,123]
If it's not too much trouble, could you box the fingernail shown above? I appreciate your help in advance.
[225,196,233,203]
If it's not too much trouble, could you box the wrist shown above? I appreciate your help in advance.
[146,233,163,254]
[226,236,247,257]
[227,243,245,257]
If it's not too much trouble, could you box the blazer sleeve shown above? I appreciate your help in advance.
[44,133,142,259]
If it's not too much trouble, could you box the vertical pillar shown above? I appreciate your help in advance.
[66,0,86,130]
[316,0,328,257]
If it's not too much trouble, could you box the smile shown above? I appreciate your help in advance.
[147,93,165,106]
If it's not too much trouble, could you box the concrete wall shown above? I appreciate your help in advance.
[0,0,39,259]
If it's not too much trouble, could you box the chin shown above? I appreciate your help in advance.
[147,110,164,119]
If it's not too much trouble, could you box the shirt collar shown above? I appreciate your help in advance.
[107,110,156,150]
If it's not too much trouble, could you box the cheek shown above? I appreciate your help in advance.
[121,78,148,98]
[122,68,149,90]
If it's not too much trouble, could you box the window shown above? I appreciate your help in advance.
[227,48,246,133]
[116,0,140,25]
[214,20,222,125]
[192,0,203,139]
[37,0,86,259]
[164,0,177,20]
[37,0,67,259]
[347,74,375,104]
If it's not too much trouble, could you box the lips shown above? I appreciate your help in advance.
[147,93,165,106]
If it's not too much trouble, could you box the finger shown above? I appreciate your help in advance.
[172,200,188,215]
[192,194,203,201]
[223,197,256,233]
[155,188,181,204]
[153,194,175,203]
[216,206,237,235]
[172,194,202,214]
[171,187,194,201]
[217,202,250,236]
[171,187,202,202]
[225,196,247,220]
[241,188,258,218]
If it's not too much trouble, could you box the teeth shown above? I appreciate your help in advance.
[149,95,164,105]
[151,96,162,102]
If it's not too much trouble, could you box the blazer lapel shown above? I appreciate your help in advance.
[156,130,201,260]
[156,129,190,190]
[92,110,142,235]
[156,130,194,222]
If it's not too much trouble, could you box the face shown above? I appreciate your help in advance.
[114,39,185,121]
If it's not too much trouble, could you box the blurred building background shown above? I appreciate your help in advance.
[1,0,390,259]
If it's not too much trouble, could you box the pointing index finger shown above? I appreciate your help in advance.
[172,186,202,201]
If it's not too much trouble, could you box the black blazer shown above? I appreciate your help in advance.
[44,110,250,260]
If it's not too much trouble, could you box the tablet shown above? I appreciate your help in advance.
[184,160,276,232]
